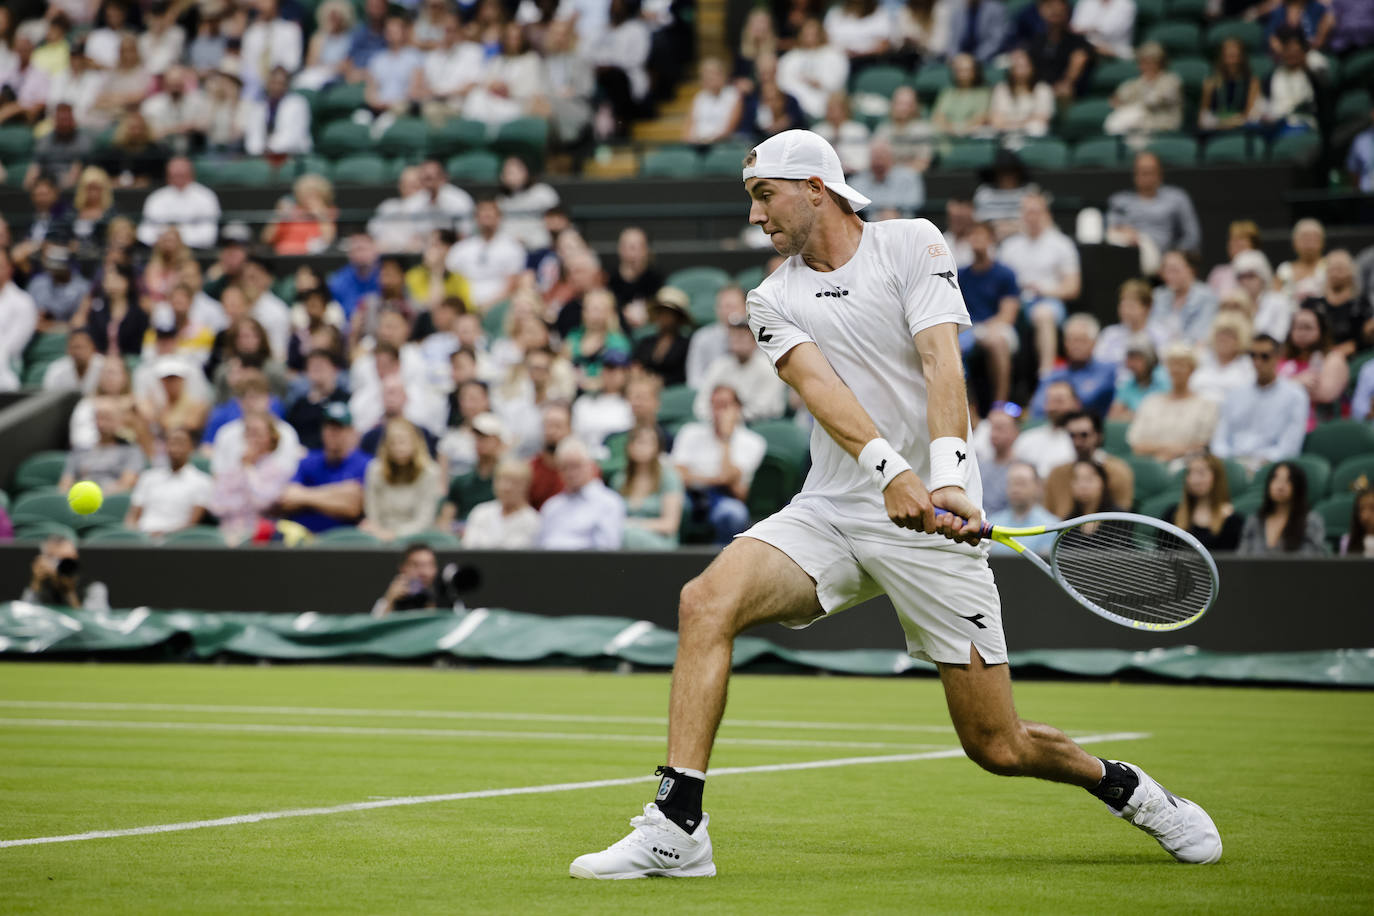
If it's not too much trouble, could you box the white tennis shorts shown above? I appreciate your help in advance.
[739,498,1008,666]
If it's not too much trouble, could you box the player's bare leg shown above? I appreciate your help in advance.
[570,537,822,879]
[938,647,1222,863]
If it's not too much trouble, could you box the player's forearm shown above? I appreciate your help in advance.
[917,330,971,445]
[777,345,879,460]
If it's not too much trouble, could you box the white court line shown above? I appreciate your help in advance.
[0,731,1150,849]
[0,718,946,752]
[0,701,955,733]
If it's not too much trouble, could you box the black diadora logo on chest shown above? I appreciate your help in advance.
[815,288,850,298]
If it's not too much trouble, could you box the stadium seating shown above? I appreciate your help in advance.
[1205,20,1264,52]
[316,120,373,159]
[1145,22,1202,57]
[1255,455,1331,500]
[162,526,227,546]
[1315,493,1356,545]
[1269,132,1320,163]
[82,527,150,545]
[939,140,998,171]
[657,385,697,430]
[1015,138,1070,170]
[1145,135,1199,167]
[665,267,732,325]
[1202,133,1256,165]
[428,119,489,158]
[399,531,461,549]
[1061,99,1113,141]
[492,117,549,169]
[0,124,35,161]
[1102,420,1131,457]
[313,526,382,546]
[734,265,767,293]
[699,143,754,177]
[642,147,702,179]
[1138,491,1179,521]
[1332,456,1374,496]
[377,117,430,159]
[1304,421,1374,468]
[331,154,393,185]
[1124,455,1173,505]
[11,451,68,494]
[14,521,80,543]
[446,150,502,183]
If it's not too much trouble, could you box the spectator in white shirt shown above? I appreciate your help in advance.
[461,21,548,128]
[684,57,741,144]
[243,66,312,155]
[1013,380,1079,478]
[823,0,892,62]
[140,65,209,156]
[210,376,302,477]
[1191,311,1256,405]
[685,284,747,389]
[137,4,185,77]
[572,350,634,454]
[849,137,925,220]
[589,0,651,139]
[408,158,475,240]
[418,13,486,122]
[137,157,221,249]
[1070,0,1136,59]
[366,13,425,116]
[997,192,1082,376]
[42,327,106,394]
[988,49,1055,138]
[125,427,212,536]
[1095,278,1167,369]
[538,437,626,549]
[776,18,849,122]
[693,318,786,423]
[369,167,426,253]
[673,384,767,543]
[463,457,542,548]
[446,199,528,313]
[241,0,303,99]
[240,258,292,360]
[0,248,38,390]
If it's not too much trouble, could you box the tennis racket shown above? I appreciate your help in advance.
[936,510,1220,632]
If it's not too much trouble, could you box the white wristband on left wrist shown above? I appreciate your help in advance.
[858,437,912,492]
[928,436,970,491]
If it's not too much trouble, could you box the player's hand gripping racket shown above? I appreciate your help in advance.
[936,510,1220,631]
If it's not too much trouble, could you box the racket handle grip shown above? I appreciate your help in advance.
[934,509,994,539]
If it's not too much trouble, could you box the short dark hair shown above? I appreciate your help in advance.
[400,543,435,565]
[1275,24,1307,48]
[379,255,405,272]
[306,347,336,364]
[374,341,400,360]
[1252,333,1280,350]
[68,326,96,344]
[450,345,478,363]
[1063,409,1102,435]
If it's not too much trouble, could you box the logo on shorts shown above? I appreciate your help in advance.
[958,613,988,630]
[933,270,957,289]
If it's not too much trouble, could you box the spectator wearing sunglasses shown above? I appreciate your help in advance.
[1208,334,1308,472]
[1044,410,1135,518]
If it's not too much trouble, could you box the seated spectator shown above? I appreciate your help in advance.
[415,12,484,122]
[207,371,299,472]
[349,260,419,354]
[295,0,357,90]
[263,175,337,256]
[1107,334,1169,420]
[364,13,423,117]
[614,424,685,550]
[813,91,871,173]
[1150,250,1220,346]
[624,372,673,449]
[932,53,992,137]
[736,56,808,141]
[361,373,442,457]
[1104,42,1183,137]
[1199,38,1261,133]
[1000,193,1080,376]
[462,458,542,548]
[1028,0,1093,101]
[1045,409,1134,517]
[58,401,144,494]
[1338,483,1374,556]
[988,48,1054,137]
[872,86,935,170]
[974,403,1022,515]
[987,461,1060,555]
[137,157,220,249]
[138,356,211,441]
[1014,379,1078,476]
[329,234,382,320]
[631,287,692,387]
[1030,314,1117,419]
[1205,220,1264,299]
[686,285,747,389]
[1266,0,1335,56]
[438,412,506,528]
[694,317,786,423]
[1351,353,1374,421]
[1160,453,1243,552]
[946,0,1010,64]
[286,282,347,373]
[211,317,290,404]
[849,138,925,221]
[285,348,350,450]
[572,351,634,453]
[897,0,952,59]
[69,167,117,256]
[138,4,186,77]
[496,158,560,253]
[360,417,443,541]
[1096,279,1165,368]
[20,535,109,610]
[370,544,450,617]
[368,169,426,255]
[538,438,626,549]
[240,0,302,96]
[1233,250,1295,340]
[28,246,91,330]
[70,357,136,450]
[1070,0,1135,59]
[142,227,192,305]
[200,67,247,154]
[823,0,892,66]
[408,159,476,241]
[125,427,212,536]
[1191,312,1256,404]
[588,0,652,140]
[607,227,663,331]
[207,410,295,543]
[140,65,208,157]
[438,377,492,472]
[92,37,153,129]
[673,384,766,544]
[1327,0,1374,54]
[957,221,1020,406]
[1301,250,1372,358]
[278,402,368,533]
[775,18,847,123]
[406,233,472,318]
[972,150,1035,238]
[462,21,548,129]
[1107,152,1201,268]
[1348,103,1374,193]
[540,18,596,148]
[1065,459,1119,518]
[1210,334,1308,471]
[1127,344,1220,465]
[1238,460,1327,555]
[1279,304,1349,429]
[26,103,89,191]
[564,290,632,390]
[42,327,105,394]
[237,262,292,363]
[1275,218,1327,303]
[529,401,575,509]
[445,199,527,314]
[0,247,38,391]
[685,56,742,143]
[1263,27,1318,135]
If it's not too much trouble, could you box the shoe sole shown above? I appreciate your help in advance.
[569,862,717,879]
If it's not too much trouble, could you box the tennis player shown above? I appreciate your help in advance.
[571,130,1221,879]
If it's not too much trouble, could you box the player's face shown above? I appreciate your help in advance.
[746,178,816,257]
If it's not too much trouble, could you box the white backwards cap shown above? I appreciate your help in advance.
[742,129,871,211]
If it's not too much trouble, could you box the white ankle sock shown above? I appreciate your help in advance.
[672,766,706,781]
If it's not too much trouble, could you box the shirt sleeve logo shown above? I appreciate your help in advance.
[927,243,949,258]
[933,270,957,289]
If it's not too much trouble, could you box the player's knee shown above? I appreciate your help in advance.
[961,732,1025,777]
[678,576,733,636]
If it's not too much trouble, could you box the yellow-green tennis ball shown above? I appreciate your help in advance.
[68,480,103,515]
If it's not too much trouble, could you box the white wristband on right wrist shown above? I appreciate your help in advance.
[928,436,970,491]
[858,438,912,492]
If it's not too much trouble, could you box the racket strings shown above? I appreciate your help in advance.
[1051,520,1214,625]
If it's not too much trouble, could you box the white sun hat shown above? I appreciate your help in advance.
[742,129,871,211]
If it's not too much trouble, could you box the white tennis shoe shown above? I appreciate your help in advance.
[1108,761,1222,864]
[570,803,716,879]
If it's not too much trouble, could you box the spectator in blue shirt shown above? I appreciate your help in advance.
[328,233,381,319]
[365,14,424,116]
[278,402,368,532]
[1107,334,1170,421]
[948,0,1011,64]
[202,370,285,447]
[1266,0,1335,57]
[346,0,388,71]
[957,221,1020,405]
[1351,354,1374,421]
[1209,334,1310,472]
[987,462,1059,555]
[538,437,626,550]
[1029,313,1117,419]
[1149,249,1219,347]
[1346,105,1374,193]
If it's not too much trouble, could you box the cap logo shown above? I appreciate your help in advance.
[744,149,757,168]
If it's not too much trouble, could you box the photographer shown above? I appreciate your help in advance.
[21,537,109,610]
[370,544,471,618]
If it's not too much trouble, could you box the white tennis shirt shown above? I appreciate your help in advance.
[746,218,984,544]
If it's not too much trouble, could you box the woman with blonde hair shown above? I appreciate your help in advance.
[1190,310,1255,404]
[295,0,356,90]
[264,174,339,255]
[563,289,631,390]
[1126,343,1219,465]
[72,166,115,253]
[1161,452,1242,551]
[142,227,191,302]
[1275,218,1327,301]
[361,418,444,541]
[69,357,138,450]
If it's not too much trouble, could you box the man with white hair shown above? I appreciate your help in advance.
[537,437,625,549]
[847,137,924,220]
[1028,313,1117,419]
[1232,249,1294,341]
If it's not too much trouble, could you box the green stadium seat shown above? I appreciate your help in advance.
[699,143,754,177]
[1124,456,1173,504]
[912,63,951,101]
[314,83,367,122]
[0,124,35,160]
[851,65,911,100]
[1304,420,1374,467]
[657,385,697,427]
[295,154,332,179]
[313,526,382,546]
[1205,20,1263,52]
[1091,58,1139,95]
[1249,53,1274,83]
[11,450,69,493]
[1134,0,1167,29]
[1339,49,1374,91]
[1332,456,1374,496]
[1145,135,1198,166]
[1061,98,1113,141]
[641,147,702,179]
[1167,459,1250,501]
[446,150,501,183]
[1071,136,1124,167]
[190,454,212,475]
[331,153,390,184]
[22,361,53,387]
[1231,488,1262,518]
[1269,131,1320,163]
[208,157,283,187]
[11,490,81,528]
[938,139,997,171]
[1254,455,1331,500]
[1201,133,1255,164]
[666,266,733,325]
[82,526,150,545]
[1315,493,1355,543]
[0,490,8,512]
[1146,21,1202,56]
[1336,89,1373,124]
[24,331,70,367]
[4,160,29,187]
[1165,0,1207,20]
[316,119,372,158]
[14,521,79,543]
[481,298,509,338]
[1103,420,1131,457]
[398,530,461,549]
[750,419,810,465]
[491,117,549,169]
[79,492,132,532]
[1138,492,1178,521]
[378,116,430,159]
[1014,137,1069,170]
[1172,57,1210,97]
[734,265,767,293]
[428,118,489,157]
[163,526,227,546]
[747,453,803,521]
